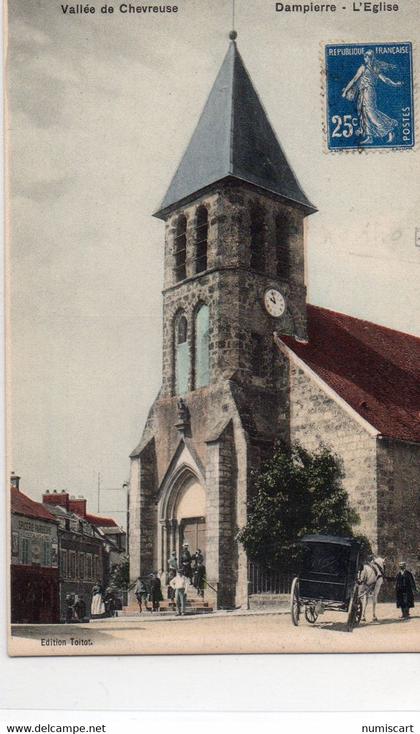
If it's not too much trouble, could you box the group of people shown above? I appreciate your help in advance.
[134,573,164,613]
[134,543,206,617]
[64,593,87,623]
[64,586,119,622]
[90,584,119,619]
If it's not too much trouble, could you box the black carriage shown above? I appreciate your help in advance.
[290,535,363,632]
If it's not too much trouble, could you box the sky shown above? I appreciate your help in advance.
[7,0,420,522]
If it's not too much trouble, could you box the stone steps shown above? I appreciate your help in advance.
[121,596,213,616]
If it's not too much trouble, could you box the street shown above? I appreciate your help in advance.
[9,603,420,656]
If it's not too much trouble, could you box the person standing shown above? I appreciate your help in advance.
[170,569,189,616]
[149,572,163,612]
[134,577,148,613]
[395,562,417,619]
[90,584,105,619]
[65,593,75,623]
[74,594,86,622]
[104,587,116,617]
[167,551,178,602]
[195,560,206,598]
[181,543,192,580]
[193,548,204,568]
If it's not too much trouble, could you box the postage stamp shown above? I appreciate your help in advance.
[325,42,414,151]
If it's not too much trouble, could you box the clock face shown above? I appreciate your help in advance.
[264,288,286,318]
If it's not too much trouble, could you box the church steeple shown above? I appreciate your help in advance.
[154,36,316,220]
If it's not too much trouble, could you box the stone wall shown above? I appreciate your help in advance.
[128,440,157,585]
[128,458,140,586]
[206,421,238,608]
[160,182,308,397]
[288,357,379,547]
[377,437,420,583]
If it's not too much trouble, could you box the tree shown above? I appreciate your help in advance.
[108,555,130,589]
[237,442,370,571]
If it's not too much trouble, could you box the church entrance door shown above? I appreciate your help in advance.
[180,516,206,560]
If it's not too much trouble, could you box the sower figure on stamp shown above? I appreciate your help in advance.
[342,50,403,145]
[395,562,417,619]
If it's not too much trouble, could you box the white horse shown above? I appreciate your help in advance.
[358,556,385,622]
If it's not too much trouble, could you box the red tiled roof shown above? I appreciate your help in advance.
[281,305,420,443]
[11,487,58,523]
[85,513,118,528]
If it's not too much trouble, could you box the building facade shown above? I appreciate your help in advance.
[10,477,59,623]
[43,490,125,620]
[129,37,420,607]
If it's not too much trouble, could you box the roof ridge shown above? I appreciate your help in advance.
[228,40,236,174]
[308,304,420,342]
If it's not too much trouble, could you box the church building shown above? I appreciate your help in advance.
[129,34,420,608]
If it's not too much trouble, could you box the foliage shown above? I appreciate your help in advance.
[108,555,130,589]
[237,442,370,571]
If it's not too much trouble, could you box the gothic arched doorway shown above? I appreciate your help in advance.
[176,476,206,560]
[158,468,206,572]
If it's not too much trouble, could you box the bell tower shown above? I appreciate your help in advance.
[129,34,316,609]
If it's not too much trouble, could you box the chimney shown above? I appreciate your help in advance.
[43,490,70,510]
[10,472,20,491]
[68,497,87,519]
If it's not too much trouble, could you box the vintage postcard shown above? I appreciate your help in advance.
[6,0,420,656]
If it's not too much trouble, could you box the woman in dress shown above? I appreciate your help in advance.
[342,50,403,144]
[90,584,105,619]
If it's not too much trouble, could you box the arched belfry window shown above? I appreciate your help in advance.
[194,304,210,388]
[276,214,290,279]
[250,203,265,272]
[195,206,208,274]
[174,215,187,282]
[175,313,189,395]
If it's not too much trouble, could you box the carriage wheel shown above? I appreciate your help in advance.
[304,605,319,624]
[290,577,300,626]
[346,586,360,632]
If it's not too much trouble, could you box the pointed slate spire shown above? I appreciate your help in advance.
[154,37,316,219]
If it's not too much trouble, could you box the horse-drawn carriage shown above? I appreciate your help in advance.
[290,534,363,632]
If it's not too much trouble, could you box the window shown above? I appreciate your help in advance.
[60,549,68,577]
[195,206,208,274]
[174,215,187,282]
[21,537,30,565]
[195,304,210,388]
[69,551,76,579]
[276,214,290,279]
[86,553,93,581]
[251,333,264,376]
[175,313,190,395]
[42,541,51,566]
[11,531,19,557]
[79,552,85,579]
[250,203,265,271]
